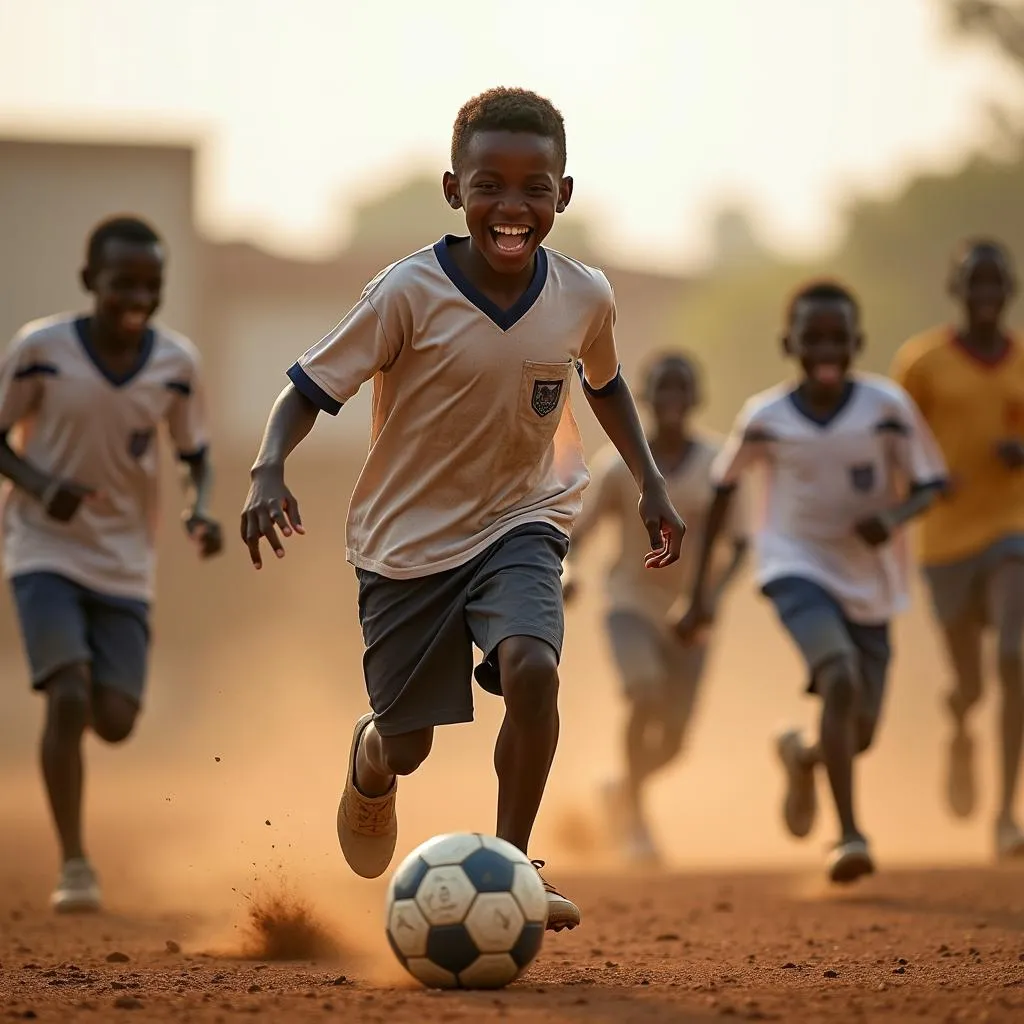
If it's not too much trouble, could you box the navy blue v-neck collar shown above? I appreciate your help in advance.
[74,317,155,387]
[432,235,548,331]
[788,379,857,428]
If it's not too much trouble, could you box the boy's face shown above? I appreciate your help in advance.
[82,239,164,345]
[443,130,572,275]
[955,251,1014,330]
[785,299,861,393]
[650,366,698,431]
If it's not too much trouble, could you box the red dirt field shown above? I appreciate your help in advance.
[3,866,1024,1023]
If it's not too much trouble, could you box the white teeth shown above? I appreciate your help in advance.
[493,225,529,235]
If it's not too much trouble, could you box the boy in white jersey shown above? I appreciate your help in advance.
[564,353,748,864]
[678,281,946,883]
[0,216,222,912]
[240,88,686,932]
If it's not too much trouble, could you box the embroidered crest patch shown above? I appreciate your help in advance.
[531,379,563,417]
[849,462,875,492]
[128,429,154,459]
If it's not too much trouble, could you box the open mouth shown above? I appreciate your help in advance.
[120,311,149,333]
[489,224,533,255]
[809,363,844,386]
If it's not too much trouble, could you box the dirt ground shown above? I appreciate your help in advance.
[2,866,1024,1022]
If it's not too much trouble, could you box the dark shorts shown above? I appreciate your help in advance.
[922,533,1024,627]
[606,609,707,711]
[357,522,569,737]
[9,572,151,702]
[763,576,891,720]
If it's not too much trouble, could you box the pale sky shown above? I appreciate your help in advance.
[0,0,1018,272]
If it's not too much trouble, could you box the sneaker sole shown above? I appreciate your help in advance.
[336,713,398,879]
[52,898,102,915]
[828,850,875,885]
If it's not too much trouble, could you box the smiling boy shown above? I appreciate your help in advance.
[240,88,686,931]
[677,281,946,883]
[0,215,221,912]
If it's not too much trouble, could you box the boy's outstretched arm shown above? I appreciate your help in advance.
[240,384,319,568]
[0,433,94,522]
[180,450,223,558]
[582,373,686,568]
[673,485,736,639]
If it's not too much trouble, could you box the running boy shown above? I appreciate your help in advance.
[677,281,946,883]
[563,352,748,864]
[891,240,1024,859]
[0,215,222,912]
[240,88,685,932]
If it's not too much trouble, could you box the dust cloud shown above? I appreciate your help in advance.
[0,455,1006,946]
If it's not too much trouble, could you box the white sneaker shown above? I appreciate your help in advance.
[827,837,875,885]
[50,858,102,914]
[532,860,580,932]
[623,822,661,866]
[776,729,817,839]
[996,818,1024,860]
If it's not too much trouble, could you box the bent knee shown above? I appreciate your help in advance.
[497,637,559,718]
[380,729,432,776]
[817,654,860,712]
[91,691,139,744]
[855,714,880,754]
[44,665,91,734]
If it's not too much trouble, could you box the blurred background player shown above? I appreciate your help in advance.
[891,240,1024,860]
[563,352,748,865]
[678,281,947,883]
[0,216,223,913]
[240,88,686,932]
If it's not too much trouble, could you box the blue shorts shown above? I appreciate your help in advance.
[10,572,150,702]
[923,533,1024,627]
[763,576,890,719]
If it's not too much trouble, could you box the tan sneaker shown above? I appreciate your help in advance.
[532,860,580,932]
[336,713,398,879]
[51,858,102,914]
[777,729,817,838]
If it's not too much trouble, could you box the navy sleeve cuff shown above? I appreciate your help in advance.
[287,362,343,416]
[575,362,622,398]
[714,482,738,494]
[911,477,948,495]
[177,445,209,465]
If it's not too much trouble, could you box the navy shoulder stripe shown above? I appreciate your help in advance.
[14,362,58,380]
[165,380,192,397]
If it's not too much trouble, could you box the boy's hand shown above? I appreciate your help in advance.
[184,512,223,559]
[40,478,95,523]
[854,512,893,547]
[995,438,1024,470]
[671,598,713,644]
[240,465,304,569]
[561,569,579,605]
[639,481,686,568]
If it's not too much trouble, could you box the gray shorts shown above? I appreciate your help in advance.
[9,571,151,702]
[922,534,1024,627]
[606,609,707,709]
[763,576,890,720]
[357,522,568,737]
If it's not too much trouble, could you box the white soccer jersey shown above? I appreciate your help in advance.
[288,235,621,580]
[577,435,750,620]
[0,314,209,601]
[711,374,947,623]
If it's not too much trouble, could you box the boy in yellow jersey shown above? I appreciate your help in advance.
[891,240,1024,860]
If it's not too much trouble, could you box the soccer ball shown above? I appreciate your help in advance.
[385,832,547,989]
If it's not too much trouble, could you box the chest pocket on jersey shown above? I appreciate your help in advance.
[128,429,155,460]
[518,360,572,423]
[849,462,876,492]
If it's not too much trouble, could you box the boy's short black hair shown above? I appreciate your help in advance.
[950,237,1015,285]
[641,350,702,403]
[86,215,162,270]
[785,279,860,326]
[451,87,567,174]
